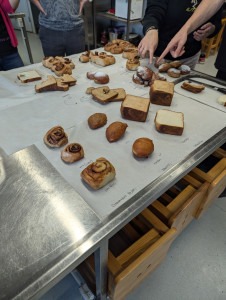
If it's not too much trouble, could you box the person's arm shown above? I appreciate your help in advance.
[157,0,224,61]
[29,0,46,15]
[138,0,168,63]
[8,0,20,10]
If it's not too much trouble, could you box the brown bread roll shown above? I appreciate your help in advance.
[88,113,107,129]
[132,138,154,158]
[106,121,128,142]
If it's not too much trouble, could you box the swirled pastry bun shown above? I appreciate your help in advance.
[61,143,84,163]
[81,157,116,190]
[44,126,68,148]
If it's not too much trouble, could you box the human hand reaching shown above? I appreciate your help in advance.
[138,29,158,64]
[30,0,46,15]
[193,22,215,41]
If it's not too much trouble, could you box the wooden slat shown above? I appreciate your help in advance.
[167,185,195,214]
[141,208,169,234]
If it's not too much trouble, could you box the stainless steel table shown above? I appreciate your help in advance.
[0,57,225,300]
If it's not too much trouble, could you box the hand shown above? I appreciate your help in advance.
[79,0,90,15]
[156,27,187,63]
[193,22,215,41]
[138,30,158,64]
[30,0,46,15]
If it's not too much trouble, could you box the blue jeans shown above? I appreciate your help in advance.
[39,23,85,57]
[0,51,24,71]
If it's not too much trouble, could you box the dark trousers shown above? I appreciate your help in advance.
[39,24,85,57]
[0,51,24,71]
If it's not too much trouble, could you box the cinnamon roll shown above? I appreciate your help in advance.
[81,157,116,190]
[61,143,84,163]
[44,126,68,148]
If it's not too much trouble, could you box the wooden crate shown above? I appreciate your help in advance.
[77,212,177,300]
[188,152,226,218]
[148,176,208,235]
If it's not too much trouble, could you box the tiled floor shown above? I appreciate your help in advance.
[16,30,226,300]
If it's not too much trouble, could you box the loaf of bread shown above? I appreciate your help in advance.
[17,70,41,83]
[181,81,205,93]
[121,94,151,122]
[149,80,174,106]
[81,157,116,190]
[155,109,184,136]
[44,125,68,148]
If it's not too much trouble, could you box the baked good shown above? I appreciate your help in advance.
[181,81,205,93]
[104,42,115,52]
[52,62,72,77]
[81,157,116,190]
[63,57,75,69]
[158,63,171,73]
[88,113,107,129]
[42,56,55,68]
[108,88,126,101]
[154,109,184,136]
[35,75,57,93]
[91,86,118,103]
[61,74,77,86]
[122,47,139,60]
[79,51,90,63]
[121,94,151,122]
[179,64,191,75]
[17,70,42,83]
[110,44,123,54]
[170,60,182,68]
[87,71,96,80]
[61,143,84,163]
[150,72,167,86]
[55,78,69,91]
[149,80,174,106]
[217,95,226,106]
[89,51,115,66]
[167,68,181,78]
[154,57,166,68]
[86,87,95,94]
[132,73,144,85]
[44,125,68,148]
[93,72,109,84]
[132,138,154,158]
[106,121,128,142]
[126,57,140,71]
[137,66,153,81]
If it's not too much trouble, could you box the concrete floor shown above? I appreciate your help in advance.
[16,30,226,300]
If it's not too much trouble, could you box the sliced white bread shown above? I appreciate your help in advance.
[17,70,42,83]
[155,109,184,135]
[91,86,118,103]
[35,75,57,93]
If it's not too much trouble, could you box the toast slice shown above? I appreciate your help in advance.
[181,81,205,93]
[121,94,151,122]
[108,88,126,101]
[35,75,57,93]
[17,70,42,83]
[56,78,69,91]
[155,109,184,135]
[61,74,77,86]
[91,86,118,103]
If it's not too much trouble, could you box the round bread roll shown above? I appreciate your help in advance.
[44,126,68,148]
[132,73,144,85]
[132,138,154,158]
[158,63,171,72]
[88,113,107,129]
[106,121,128,142]
[93,71,109,84]
[170,60,182,68]
[110,45,123,54]
[61,143,84,163]
[179,64,191,75]
[137,66,153,81]
[79,51,90,63]
[126,57,140,71]
[167,68,181,78]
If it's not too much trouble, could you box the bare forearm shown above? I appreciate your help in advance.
[9,0,20,10]
[183,0,224,35]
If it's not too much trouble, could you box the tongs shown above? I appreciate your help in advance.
[188,78,226,94]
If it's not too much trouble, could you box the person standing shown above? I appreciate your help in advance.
[215,6,226,81]
[0,0,24,71]
[138,0,222,69]
[30,0,89,57]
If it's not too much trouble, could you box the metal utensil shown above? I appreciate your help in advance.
[188,79,226,94]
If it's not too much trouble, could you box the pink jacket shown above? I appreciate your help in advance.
[0,0,18,47]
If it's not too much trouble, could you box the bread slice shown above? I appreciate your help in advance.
[155,109,184,135]
[121,94,151,122]
[217,95,226,106]
[61,74,77,86]
[108,88,126,101]
[149,80,174,106]
[181,81,205,93]
[35,75,57,93]
[56,78,69,91]
[91,86,118,103]
[17,70,42,83]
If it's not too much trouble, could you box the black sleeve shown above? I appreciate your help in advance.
[142,0,169,35]
[202,6,223,38]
